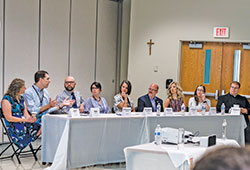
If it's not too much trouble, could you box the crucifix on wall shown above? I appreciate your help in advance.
[147,39,154,56]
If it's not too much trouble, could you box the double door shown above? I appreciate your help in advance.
[180,42,250,107]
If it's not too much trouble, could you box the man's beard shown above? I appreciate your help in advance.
[65,85,75,91]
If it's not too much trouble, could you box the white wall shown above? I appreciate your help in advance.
[0,0,123,141]
[5,0,39,93]
[40,0,70,98]
[120,0,131,82]
[70,0,96,101]
[0,0,2,98]
[96,0,118,106]
[128,0,250,105]
[0,0,121,101]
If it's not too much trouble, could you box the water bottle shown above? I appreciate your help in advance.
[181,103,185,113]
[221,103,225,115]
[156,103,161,116]
[222,119,227,140]
[154,124,162,145]
[201,103,206,115]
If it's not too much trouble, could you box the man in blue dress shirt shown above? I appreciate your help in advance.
[23,70,70,123]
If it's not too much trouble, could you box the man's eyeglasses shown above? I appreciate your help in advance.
[149,88,157,92]
[231,86,239,89]
[65,81,75,84]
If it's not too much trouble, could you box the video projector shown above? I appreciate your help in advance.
[161,127,193,144]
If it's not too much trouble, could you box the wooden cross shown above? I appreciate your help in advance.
[147,39,154,55]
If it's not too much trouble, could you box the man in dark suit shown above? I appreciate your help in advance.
[137,83,163,112]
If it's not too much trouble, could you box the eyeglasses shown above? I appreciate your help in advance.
[197,89,204,92]
[231,86,239,89]
[149,88,157,92]
[65,81,75,84]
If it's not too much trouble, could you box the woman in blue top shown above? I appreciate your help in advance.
[84,82,111,113]
[1,78,41,150]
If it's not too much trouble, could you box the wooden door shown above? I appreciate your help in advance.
[222,43,250,99]
[180,42,250,107]
[240,49,250,97]
[180,42,223,107]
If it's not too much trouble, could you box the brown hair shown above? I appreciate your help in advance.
[194,85,206,105]
[5,78,25,100]
[231,81,241,88]
[194,146,250,170]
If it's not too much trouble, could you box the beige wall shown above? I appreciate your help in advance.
[128,0,250,105]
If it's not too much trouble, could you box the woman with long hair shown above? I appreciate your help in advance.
[163,81,184,112]
[188,85,211,112]
[1,78,40,150]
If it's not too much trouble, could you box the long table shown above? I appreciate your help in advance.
[42,113,246,170]
[42,114,149,170]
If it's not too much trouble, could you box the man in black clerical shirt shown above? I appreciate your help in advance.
[216,81,250,116]
[216,81,250,143]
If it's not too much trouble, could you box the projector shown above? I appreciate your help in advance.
[161,127,193,144]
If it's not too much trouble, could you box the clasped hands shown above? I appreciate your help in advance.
[24,116,37,123]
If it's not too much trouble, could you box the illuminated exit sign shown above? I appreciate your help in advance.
[213,27,229,38]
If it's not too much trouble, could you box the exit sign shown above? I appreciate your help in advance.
[213,27,229,38]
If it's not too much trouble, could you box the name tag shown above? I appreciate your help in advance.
[164,108,173,115]
[143,107,152,115]
[90,108,100,117]
[122,107,132,116]
[231,107,240,115]
[69,108,80,117]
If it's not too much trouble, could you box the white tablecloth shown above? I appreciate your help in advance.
[42,114,149,170]
[124,139,239,170]
[42,113,246,170]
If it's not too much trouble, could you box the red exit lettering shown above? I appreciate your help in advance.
[216,28,226,36]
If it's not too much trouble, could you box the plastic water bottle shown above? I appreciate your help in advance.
[154,124,162,145]
[201,103,206,115]
[156,103,161,116]
[222,119,227,140]
[181,103,185,113]
[221,103,225,115]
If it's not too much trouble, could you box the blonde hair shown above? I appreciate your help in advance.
[167,81,184,101]
[5,78,25,100]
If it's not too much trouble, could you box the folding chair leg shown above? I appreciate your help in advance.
[0,143,12,156]
[35,145,41,155]
[15,150,21,164]
[9,143,22,164]
[29,144,38,161]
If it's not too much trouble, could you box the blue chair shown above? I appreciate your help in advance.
[0,108,39,164]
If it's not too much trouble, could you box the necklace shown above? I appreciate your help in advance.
[93,96,101,102]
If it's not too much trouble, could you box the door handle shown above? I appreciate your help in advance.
[221,90,225,95]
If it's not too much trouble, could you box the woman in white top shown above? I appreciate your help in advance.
[188,85,211,112]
